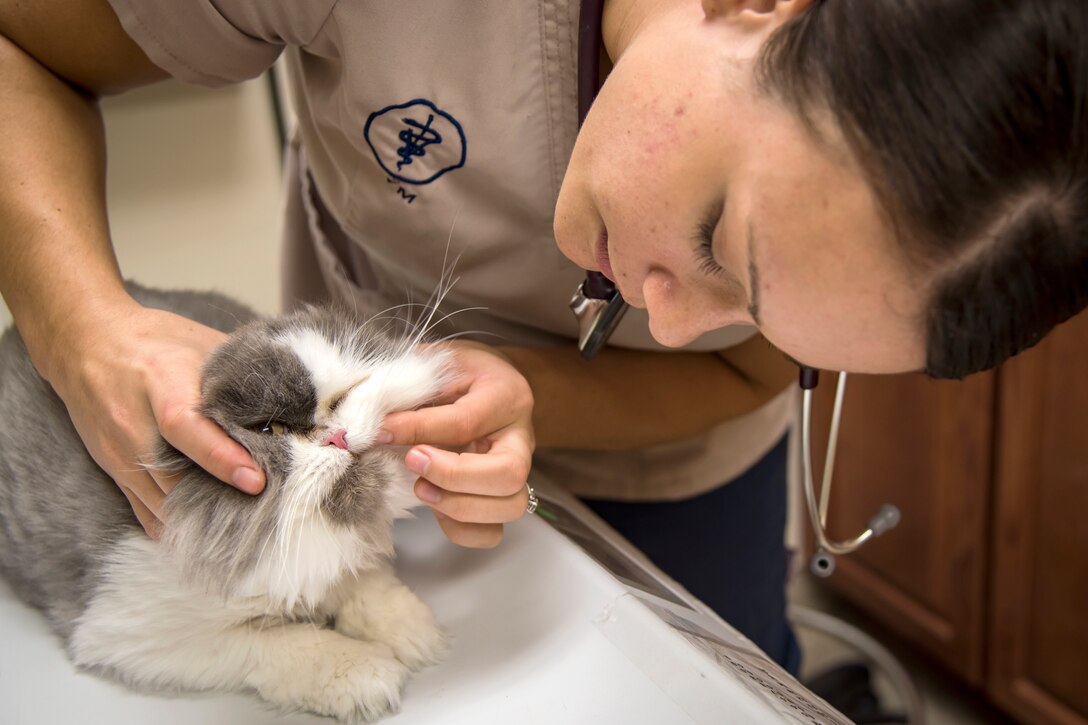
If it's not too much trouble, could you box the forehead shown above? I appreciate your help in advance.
[201,332,317,424]
[274,326,372,404]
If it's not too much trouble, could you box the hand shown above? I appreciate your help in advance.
[379,341,535,548]
[49,297,265,537]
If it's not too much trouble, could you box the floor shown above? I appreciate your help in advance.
[5,76,1021,724]
[788,571,1015,724]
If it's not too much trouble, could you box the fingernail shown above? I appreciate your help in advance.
[375,429,394,445]
[232,466,264,494]
[415,480,441,504]
[405,449,430,475]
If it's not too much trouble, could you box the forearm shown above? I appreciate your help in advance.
[500,332,796,450]
[0,33,129,380]
[0,0,171,383]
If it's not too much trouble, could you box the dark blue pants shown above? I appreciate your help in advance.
[581,435,801,676]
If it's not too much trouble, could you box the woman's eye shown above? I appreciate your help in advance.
[696,232,725,276]
[694,200,726,277]
[260,421,288,436]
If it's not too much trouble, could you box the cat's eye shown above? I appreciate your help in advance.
[328,376,368,413]
[260,421,288,436]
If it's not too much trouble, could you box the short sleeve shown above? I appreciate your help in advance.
[106,0,338,86]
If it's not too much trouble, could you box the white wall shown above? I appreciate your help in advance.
[0,75,283,329]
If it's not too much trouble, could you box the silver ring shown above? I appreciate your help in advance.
[525,484,538,515]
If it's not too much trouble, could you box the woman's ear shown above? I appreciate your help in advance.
[702,0,815,23]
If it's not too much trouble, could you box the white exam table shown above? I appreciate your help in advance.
[0,481,847,724]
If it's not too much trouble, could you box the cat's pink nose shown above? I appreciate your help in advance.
[323,428,349,450]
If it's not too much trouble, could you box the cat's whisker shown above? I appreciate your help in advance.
[411,271,460,342]
[433,329,506,344]
[274,479,307,607]
[253,521,278,581]
[315,488,348,564]
[408,305,485,346]
[284,480,316,597]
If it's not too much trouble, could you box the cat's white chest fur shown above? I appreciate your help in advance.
[242,511,379,611]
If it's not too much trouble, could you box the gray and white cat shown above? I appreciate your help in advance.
[0,285,454,722]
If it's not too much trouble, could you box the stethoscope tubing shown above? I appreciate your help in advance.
[801,370,901,576]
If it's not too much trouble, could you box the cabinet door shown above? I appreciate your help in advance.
[989,309,1088,725]
[811,370,995,685]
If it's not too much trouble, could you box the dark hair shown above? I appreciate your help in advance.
[757,0,1087,378]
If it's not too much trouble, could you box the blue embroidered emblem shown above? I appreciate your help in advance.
[364,99,466,186]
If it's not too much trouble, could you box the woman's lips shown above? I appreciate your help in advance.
[595,230,616,282]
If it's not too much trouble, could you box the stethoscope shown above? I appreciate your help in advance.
[569,0,900,577]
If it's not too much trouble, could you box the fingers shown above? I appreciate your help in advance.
[117,478,163,539]
[382,391,498,448]
[404,439,531,496]
[407,439,533,546]
[413,477,529,525]
[154,398,265,494]
[378,340,536,549]
[431,511,505,549]
[380,344,533,449]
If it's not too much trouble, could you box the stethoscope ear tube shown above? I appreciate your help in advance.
[800,367,901,577]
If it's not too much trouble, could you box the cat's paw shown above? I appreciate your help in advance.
[337,585,449,671]
[373,601,448,672]
[248,635,409,722]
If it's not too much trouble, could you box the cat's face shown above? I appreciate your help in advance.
[202,306,452,524]
[163,305,452,608]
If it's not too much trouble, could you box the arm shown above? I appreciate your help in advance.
[382,333,794,547]
[501,331,795,450]
[0,0,264,535]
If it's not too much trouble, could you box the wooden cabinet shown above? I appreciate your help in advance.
[810,309,1088,724]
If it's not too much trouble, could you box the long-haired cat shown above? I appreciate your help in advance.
[0,284,454,722]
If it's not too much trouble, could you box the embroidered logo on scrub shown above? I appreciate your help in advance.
[364,99,467,186]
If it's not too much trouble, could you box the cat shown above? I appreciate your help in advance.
[0,284,454,722]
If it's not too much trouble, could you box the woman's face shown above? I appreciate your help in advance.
[554,0,928,373]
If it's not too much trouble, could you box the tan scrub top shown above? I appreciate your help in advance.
[107,0,793,500]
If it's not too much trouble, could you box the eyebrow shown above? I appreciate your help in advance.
[747,220,762,326]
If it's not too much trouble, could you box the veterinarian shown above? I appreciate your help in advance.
[0,0,1083,679]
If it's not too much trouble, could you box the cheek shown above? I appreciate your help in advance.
[333,390,382,438]
[763,300,927,373]
[232,430,293,479]
[759,252,929,373]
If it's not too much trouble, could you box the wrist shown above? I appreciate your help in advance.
[27,279,136,388]
[495,345,571,449]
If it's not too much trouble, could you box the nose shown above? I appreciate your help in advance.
[322,428,349,450]
[642,269,746,347]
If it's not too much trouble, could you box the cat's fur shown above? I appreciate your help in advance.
[0,284,454,722]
